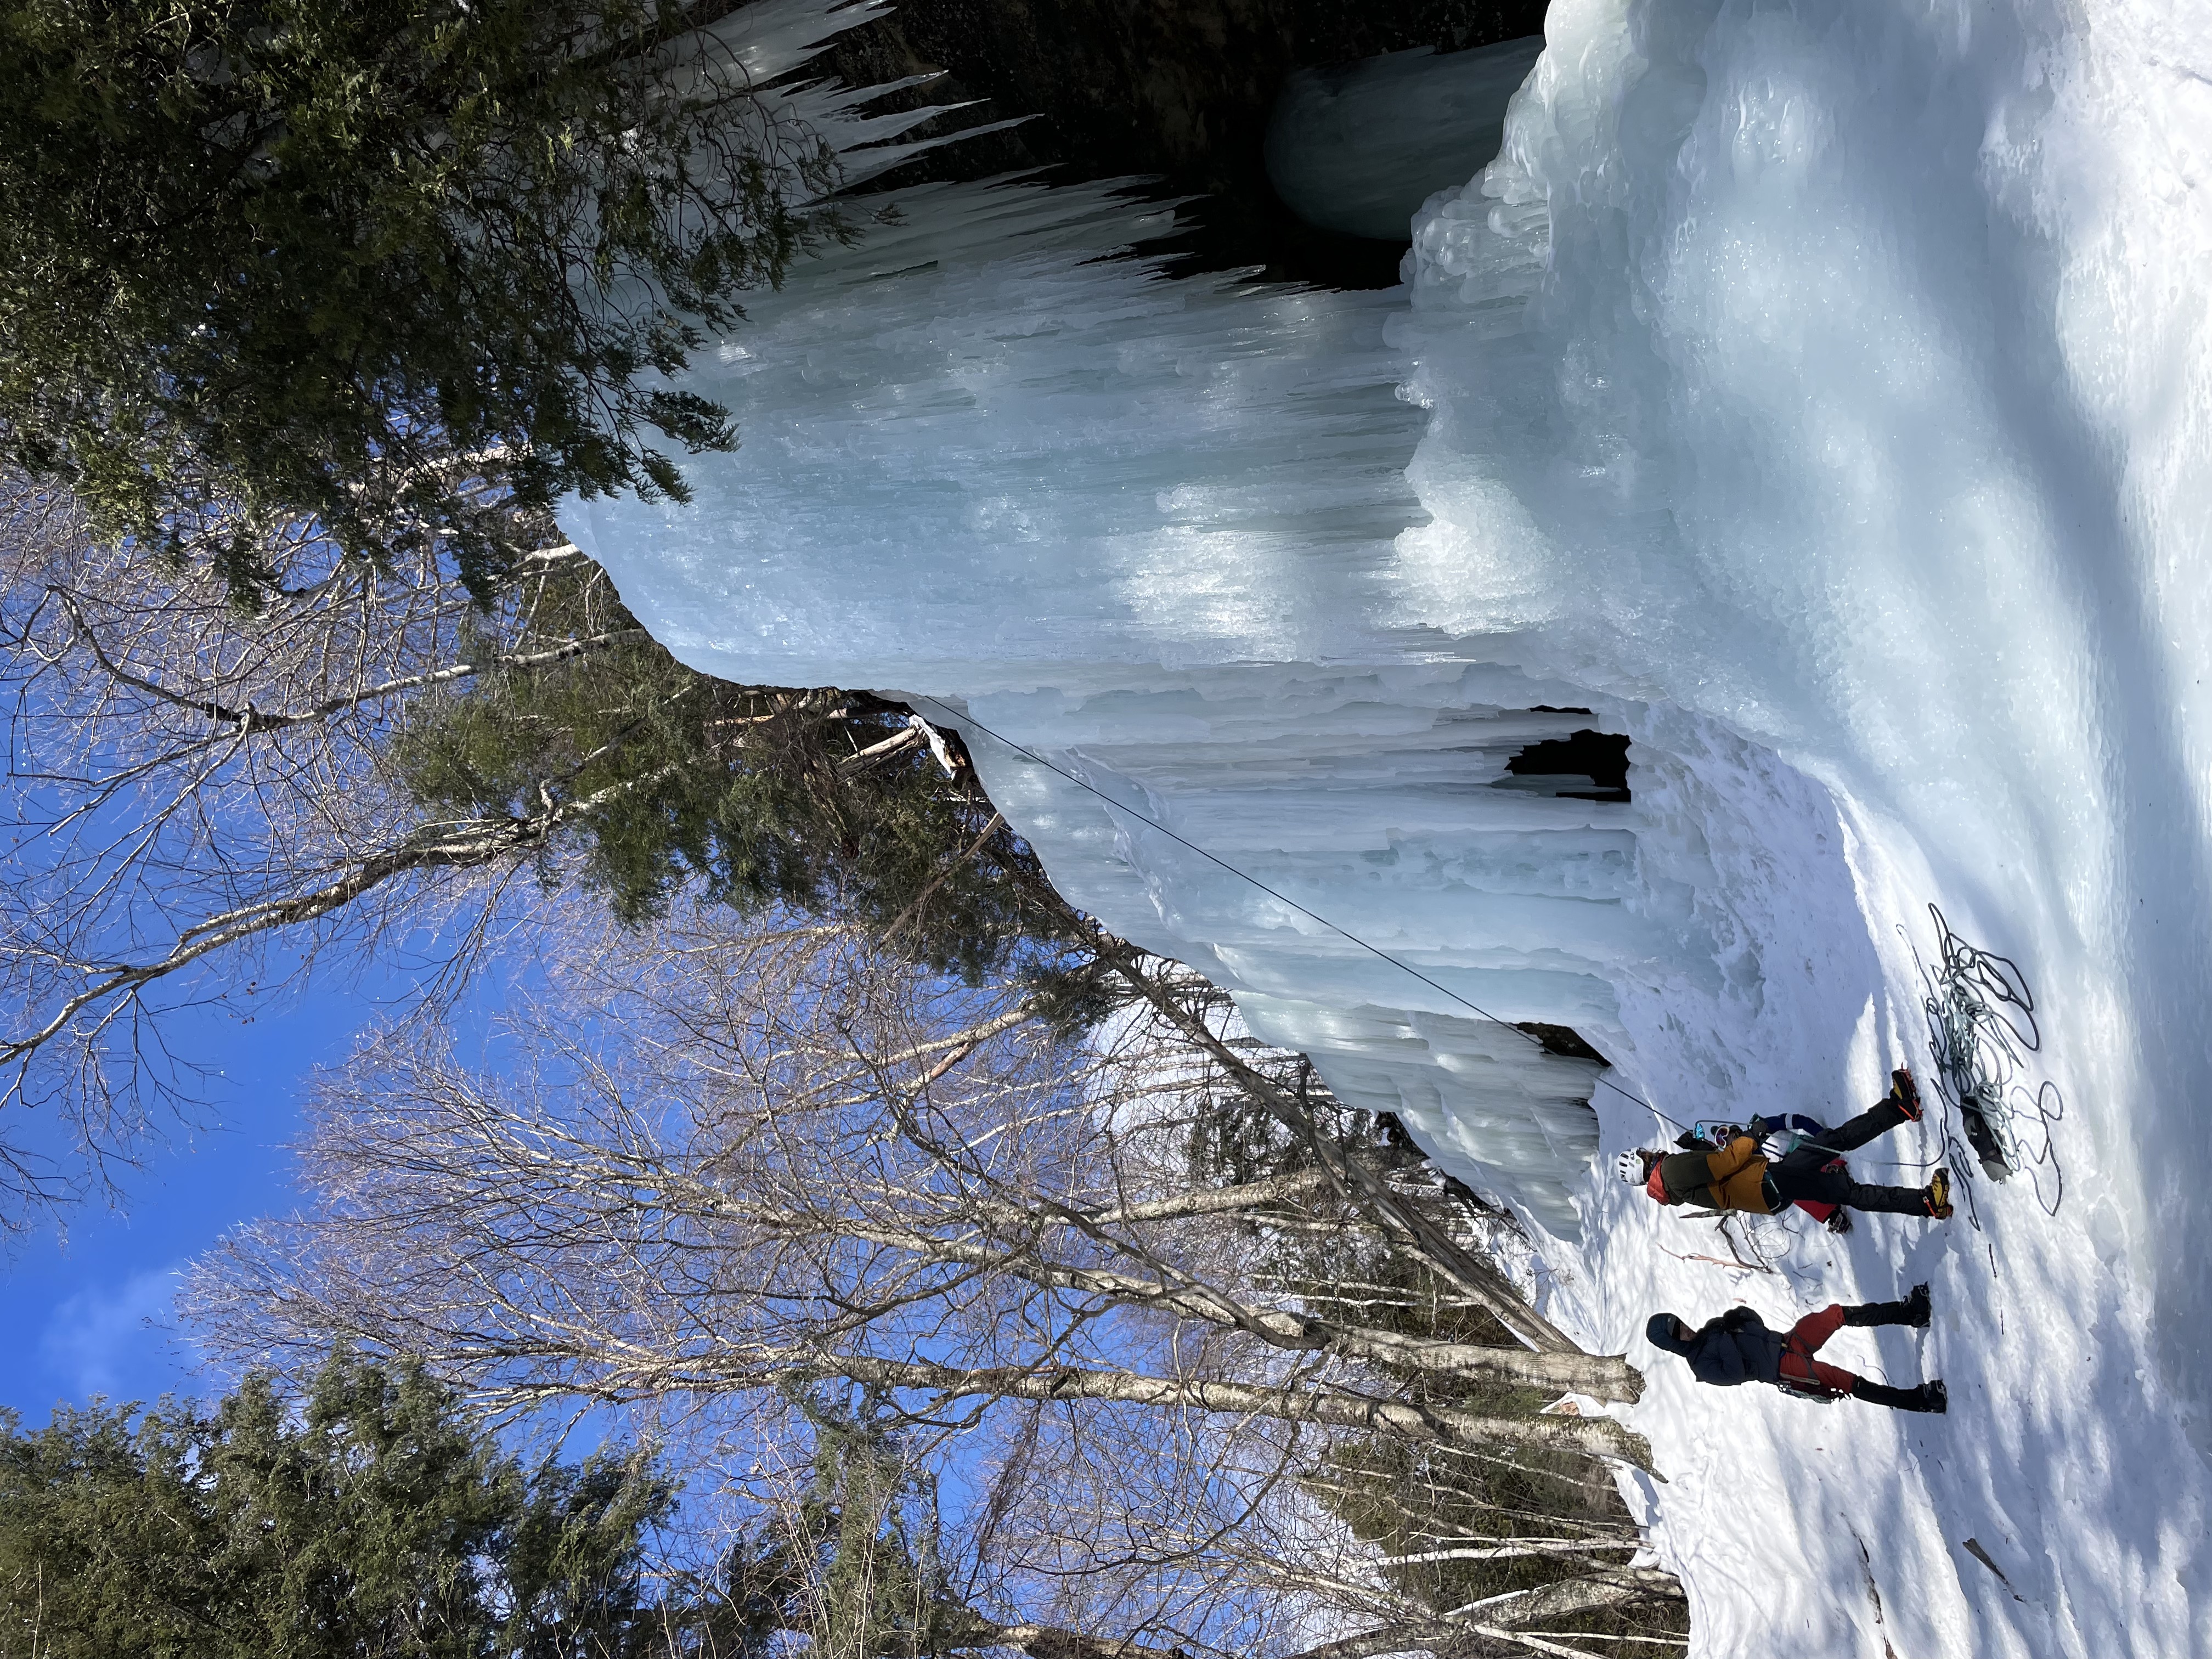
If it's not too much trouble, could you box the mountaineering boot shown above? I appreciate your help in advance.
[1854,1379,1948,1413]
[1860,1379,1947,1412]
[1843,1283,1933,1329]
[1889,1066,1925,1121]
[1924,1168,1954,1219]
[1960,1094,2012,1181]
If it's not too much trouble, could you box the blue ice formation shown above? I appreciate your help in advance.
[571,0,2212,1288]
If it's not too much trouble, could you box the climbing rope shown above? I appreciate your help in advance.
[1907,904,2066,1224]
[908,694,1693,1133]
[916,697,2066,1228]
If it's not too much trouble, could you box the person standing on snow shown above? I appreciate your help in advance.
[1644,1286,1946,1412]
[1617,1068,1952,1221]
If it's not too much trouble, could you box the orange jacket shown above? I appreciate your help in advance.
[1652,1136,1773,1214]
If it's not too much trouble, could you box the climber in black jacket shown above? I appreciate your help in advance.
[1644,1285,1946,1411]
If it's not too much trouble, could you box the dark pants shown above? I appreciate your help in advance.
[1766,1097,1925,1215]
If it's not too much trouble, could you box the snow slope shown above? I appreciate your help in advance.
[567,0,2212,1650]
[1398,4,2212,1650]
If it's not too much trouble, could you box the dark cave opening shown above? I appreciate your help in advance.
[1502,727,1633,804]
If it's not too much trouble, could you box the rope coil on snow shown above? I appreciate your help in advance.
[1908,904,2066,1225]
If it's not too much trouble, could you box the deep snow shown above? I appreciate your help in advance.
[567,0,2212,1651]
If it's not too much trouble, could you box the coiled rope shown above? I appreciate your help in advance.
[1908,904,2065,1225]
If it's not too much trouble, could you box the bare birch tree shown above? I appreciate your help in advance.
[188,902,1679,1658]
[0,476,1030,1218]
[0,478,540,1206]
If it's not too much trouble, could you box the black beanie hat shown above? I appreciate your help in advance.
[1645,1312,1693,1354]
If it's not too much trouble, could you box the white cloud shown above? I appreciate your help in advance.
[38,1263,188,1403]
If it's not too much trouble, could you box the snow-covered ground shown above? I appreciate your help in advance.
[570,0,2212,1650]
[1564,794,2212,1659]
[1410,5,2212,1649]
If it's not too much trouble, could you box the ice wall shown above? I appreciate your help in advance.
[567,172,1650,1233]
[575,0,2211,1339]
[1397,0,2212,1366]
[571,0,2212,1643]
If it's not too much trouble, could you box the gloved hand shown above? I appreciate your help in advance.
[1743,1115,1771,1138]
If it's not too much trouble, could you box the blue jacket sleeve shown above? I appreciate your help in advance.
[1684,1310,1785,1387]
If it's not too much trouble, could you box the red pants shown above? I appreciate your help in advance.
[1776,1305,1861,1397]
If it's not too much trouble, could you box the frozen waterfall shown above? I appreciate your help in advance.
[566,172,1690,1237]
[571,0,2212,1257]
[571,1,2212,1644]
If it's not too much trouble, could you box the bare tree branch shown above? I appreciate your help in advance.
[808,1356,1646,1468]
[185,904,1678,1658]
[1082,930,1588,1359]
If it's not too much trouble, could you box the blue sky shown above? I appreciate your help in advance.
[0,971,404,1422]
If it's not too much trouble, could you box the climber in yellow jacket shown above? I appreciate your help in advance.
[1618,1069,1953,1220]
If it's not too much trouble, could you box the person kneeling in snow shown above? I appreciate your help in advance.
[1618,1068,1951,1221]
[1645,1286,1946,1412]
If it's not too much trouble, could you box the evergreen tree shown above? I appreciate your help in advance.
[387,563,1085,984]
[0,0,832,601]
[0,1353,683,1658]
[784,1397,962,1659]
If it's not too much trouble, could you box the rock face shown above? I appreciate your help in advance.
[1265,36,1544,240]
[814,0,1546,285]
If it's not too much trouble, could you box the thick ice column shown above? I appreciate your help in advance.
[574,178,1432,687]
[563,161,1815,1236]
[903,668,1678,1235]
[563,157,1868,1238]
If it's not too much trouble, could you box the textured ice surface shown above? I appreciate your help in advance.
[573,1,2212,1649]
[1396,7,2212,1646]
[566,176,1666,1234]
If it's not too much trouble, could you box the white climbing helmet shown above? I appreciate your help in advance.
[1615,1149,1650,1184]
